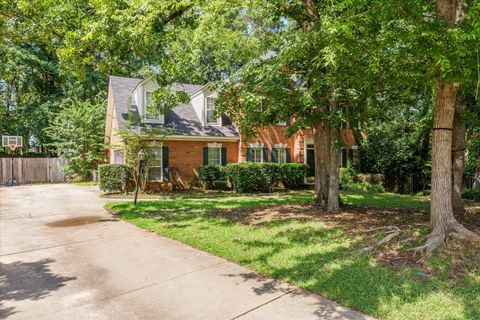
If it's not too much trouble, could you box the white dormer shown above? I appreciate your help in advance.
[132,79,165,124]
[190,84,222,126]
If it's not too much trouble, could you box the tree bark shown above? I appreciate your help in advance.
[328,140,340,212]
[327,98,340,212]
[313,121,331,206]
[423,0,480,252]
[451,98,466,214]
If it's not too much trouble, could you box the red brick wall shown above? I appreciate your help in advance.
[164,140,238,182]
[239,125,313,163]
[239,125,294,162]
[292,129,313,163]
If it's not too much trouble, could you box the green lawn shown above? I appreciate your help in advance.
[341,191,430,211]
[101,189,313,199]
[106,192,479,320]
[72,181,96,187]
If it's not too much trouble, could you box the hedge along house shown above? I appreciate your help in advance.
[105,76,360,188]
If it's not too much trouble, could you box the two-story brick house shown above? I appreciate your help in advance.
[105,76,358,187]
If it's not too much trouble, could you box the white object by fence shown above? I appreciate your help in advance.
[0,158,68,185]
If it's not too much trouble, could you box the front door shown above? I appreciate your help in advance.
[306,146,315,177]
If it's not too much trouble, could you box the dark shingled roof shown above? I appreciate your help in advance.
[110,76,239,138]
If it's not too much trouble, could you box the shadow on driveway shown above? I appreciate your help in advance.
[0,259,76,318]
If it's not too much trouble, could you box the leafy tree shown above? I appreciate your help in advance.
[360,93,433,193]
[46,98,105,180]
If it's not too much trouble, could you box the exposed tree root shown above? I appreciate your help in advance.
[411,222,480,254]
[361,226,402,252]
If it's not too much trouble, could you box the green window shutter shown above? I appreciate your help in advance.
[263,148,269,162]
[221,148,227,166]
[286,149,291,163]
[203,148,209,165]
[246,148,252,162]
[341,149,347,167]
[162,147,169,181]
[271,148,278,163]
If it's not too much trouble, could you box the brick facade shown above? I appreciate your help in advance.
[164,140,238,184]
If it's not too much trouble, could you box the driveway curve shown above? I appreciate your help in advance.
[0,184,373,320]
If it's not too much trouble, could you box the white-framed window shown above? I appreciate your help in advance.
[147,146,163,181]
[249,142,264,163]
[146,92,153,107]
[144,91,164,123]
[251,148,263,163]
[274,143,288,163]
[208,143,222,166]
[206,97,220,125]
[277,149,287,163]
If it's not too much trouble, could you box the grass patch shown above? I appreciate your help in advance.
[106,192,479,320]
[341,191,430,211]
[101,189,313,199]
[72,181,96,187]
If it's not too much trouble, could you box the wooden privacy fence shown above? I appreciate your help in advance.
[0,158,68,185]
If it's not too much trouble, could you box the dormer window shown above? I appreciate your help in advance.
[146,92,152,107]
[206,97,220,125]
[143,91,164,123]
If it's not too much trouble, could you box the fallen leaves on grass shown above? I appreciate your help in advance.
[210,203,480,277]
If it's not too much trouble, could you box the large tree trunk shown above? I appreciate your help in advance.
[426,80,480,252]
[327,98,340,212]
[451,98,466,214]
[423,0,480,252]
[328,142,340,212]
[313,121,331,206]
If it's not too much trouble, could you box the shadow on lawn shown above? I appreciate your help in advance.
[112,202,479,319]
[234,219,479,319]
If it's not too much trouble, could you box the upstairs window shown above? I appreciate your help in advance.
[146,92,153,107]
[144,91,164,123]
[206,97,220,125]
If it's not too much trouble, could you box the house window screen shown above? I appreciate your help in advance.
[277,149,287,163]
[251,148,263,163]
[206,98,218,124]
[147,147,163,181]
[208,147,222,166]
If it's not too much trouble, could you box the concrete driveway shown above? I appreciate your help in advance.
[0,184,373,320]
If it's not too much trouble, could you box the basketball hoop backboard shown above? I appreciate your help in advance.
[2,136,23,148]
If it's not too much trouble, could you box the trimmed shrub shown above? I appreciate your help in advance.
[98,164,132,193]
[198,165,226,189]
[280,163,308,189]
[461,189,480,202]
[225,163,281,193]
[340,167,356,186]
[212,180,229,191]
[353,173,384,184]
[343,181,385,193]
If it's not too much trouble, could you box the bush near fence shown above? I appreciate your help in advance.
[98,164,133,193]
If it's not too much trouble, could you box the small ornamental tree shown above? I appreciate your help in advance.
[46,98,105,180]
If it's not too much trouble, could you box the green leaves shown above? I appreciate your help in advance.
[46,97,106,179]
